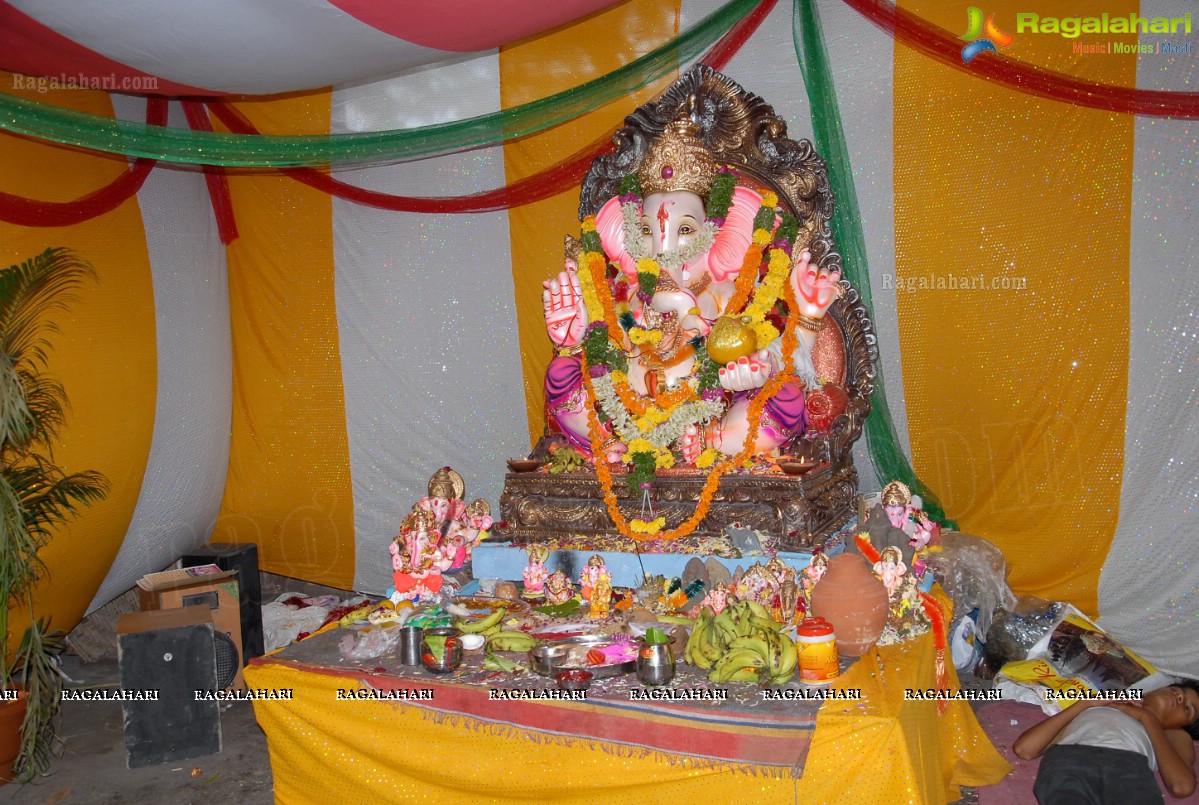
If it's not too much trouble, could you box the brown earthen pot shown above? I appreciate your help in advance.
[809,553,888,656]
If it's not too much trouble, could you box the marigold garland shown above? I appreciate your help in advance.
[582,354,795,541]
[917,588,951,714]
[727,242,767,314]
[576,218,620,336]
[611,370,695,416]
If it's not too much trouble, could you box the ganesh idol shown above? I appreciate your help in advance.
[541,117,843,469]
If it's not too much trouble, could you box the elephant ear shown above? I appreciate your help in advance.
[595,196,638,279]
[702,185,767,283]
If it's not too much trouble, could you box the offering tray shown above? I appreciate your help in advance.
[451,595,530,618]
[529,635,637,680]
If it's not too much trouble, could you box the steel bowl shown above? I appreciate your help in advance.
[420,627,464,674]
[555,670,594,692]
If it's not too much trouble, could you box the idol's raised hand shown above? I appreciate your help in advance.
[542,267,588,348]
[790,250,842,320]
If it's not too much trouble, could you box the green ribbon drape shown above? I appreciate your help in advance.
[792,0,953,525]
[0,0,757,168]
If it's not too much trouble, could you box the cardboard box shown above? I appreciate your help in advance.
[138,568,245,690]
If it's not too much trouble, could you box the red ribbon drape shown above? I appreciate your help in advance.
[0,97,167,226]
[839,0,1199,118]
[181,100,239,244]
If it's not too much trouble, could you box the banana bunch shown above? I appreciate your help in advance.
[684,599,798,685]
[485,630,539,652]
[455,607,508,635]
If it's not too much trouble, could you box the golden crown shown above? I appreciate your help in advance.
[428,466,464,500]
[637,118,717,197]
[880,480,912,507]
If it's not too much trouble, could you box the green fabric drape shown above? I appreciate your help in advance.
[0,0,757,168]
[792,0,952,524]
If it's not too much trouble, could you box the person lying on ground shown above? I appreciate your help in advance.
[1012,680,1199,803]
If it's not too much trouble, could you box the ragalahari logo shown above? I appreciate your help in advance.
[959,7,1015,63]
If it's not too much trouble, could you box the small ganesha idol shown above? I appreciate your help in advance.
[544,570,576,605]
[578,554,612,602]
[389,508,453,603]
[522,544,551,599]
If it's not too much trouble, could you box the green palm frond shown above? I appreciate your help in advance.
[0,248,95,374]
[7,461,109,541]
[10,619,64,782]
[6,369,64,453]
[0,247,105,783]
[0,473,40,606]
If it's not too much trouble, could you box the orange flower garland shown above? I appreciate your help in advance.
[583,357,795,542]
[726,242,767,314]
[611,372,695,416]
[584,251,621,337]
[917,589,951,714]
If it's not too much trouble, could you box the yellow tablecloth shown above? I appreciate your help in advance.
[246,628,1009,805]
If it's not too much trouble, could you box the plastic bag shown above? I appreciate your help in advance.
[983,595,1062,673]
[925,531,1016,635]
[338,624,402,661]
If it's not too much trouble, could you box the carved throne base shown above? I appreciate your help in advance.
[498,456,858,554]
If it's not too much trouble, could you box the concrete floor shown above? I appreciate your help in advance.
[0,656,273,805]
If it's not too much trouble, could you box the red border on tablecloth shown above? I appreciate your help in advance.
[253,656,814,770]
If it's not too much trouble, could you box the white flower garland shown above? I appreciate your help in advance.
[620,201,717,272]
[591,372,724,449]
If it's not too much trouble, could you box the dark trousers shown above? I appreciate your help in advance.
[1034,744,1163,805]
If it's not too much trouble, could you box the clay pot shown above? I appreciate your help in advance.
[809,553,888,656]
[0,689,27,785]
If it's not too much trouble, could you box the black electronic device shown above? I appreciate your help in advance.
[116,607,221,768]
[181,542,264,663]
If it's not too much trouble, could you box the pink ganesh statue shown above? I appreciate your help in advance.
[541,116,842,466]
[390,467,492,601]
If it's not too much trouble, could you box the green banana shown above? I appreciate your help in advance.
[727,636,772,662]
[722,666,765,684]
[697,625,723,667]
[684,620,705,667]
[749,615,784,634]
[713,612,738,645]
[709,651,766,683]
[486,630,538,652]
[457,607,508,634]
[775,635,799,679]
[744,600,771,620]
[684,609,712,668]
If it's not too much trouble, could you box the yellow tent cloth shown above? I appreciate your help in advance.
[246,628,1009,804]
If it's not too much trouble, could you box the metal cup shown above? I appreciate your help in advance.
[398,625,424,666]
[635,640,676,687]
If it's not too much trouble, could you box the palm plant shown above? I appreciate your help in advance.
[0,247,108,781]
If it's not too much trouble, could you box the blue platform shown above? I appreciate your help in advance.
[471,542,842,588]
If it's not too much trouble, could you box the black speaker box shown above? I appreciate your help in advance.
[181,542,264,663]
[117,607,221,768]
